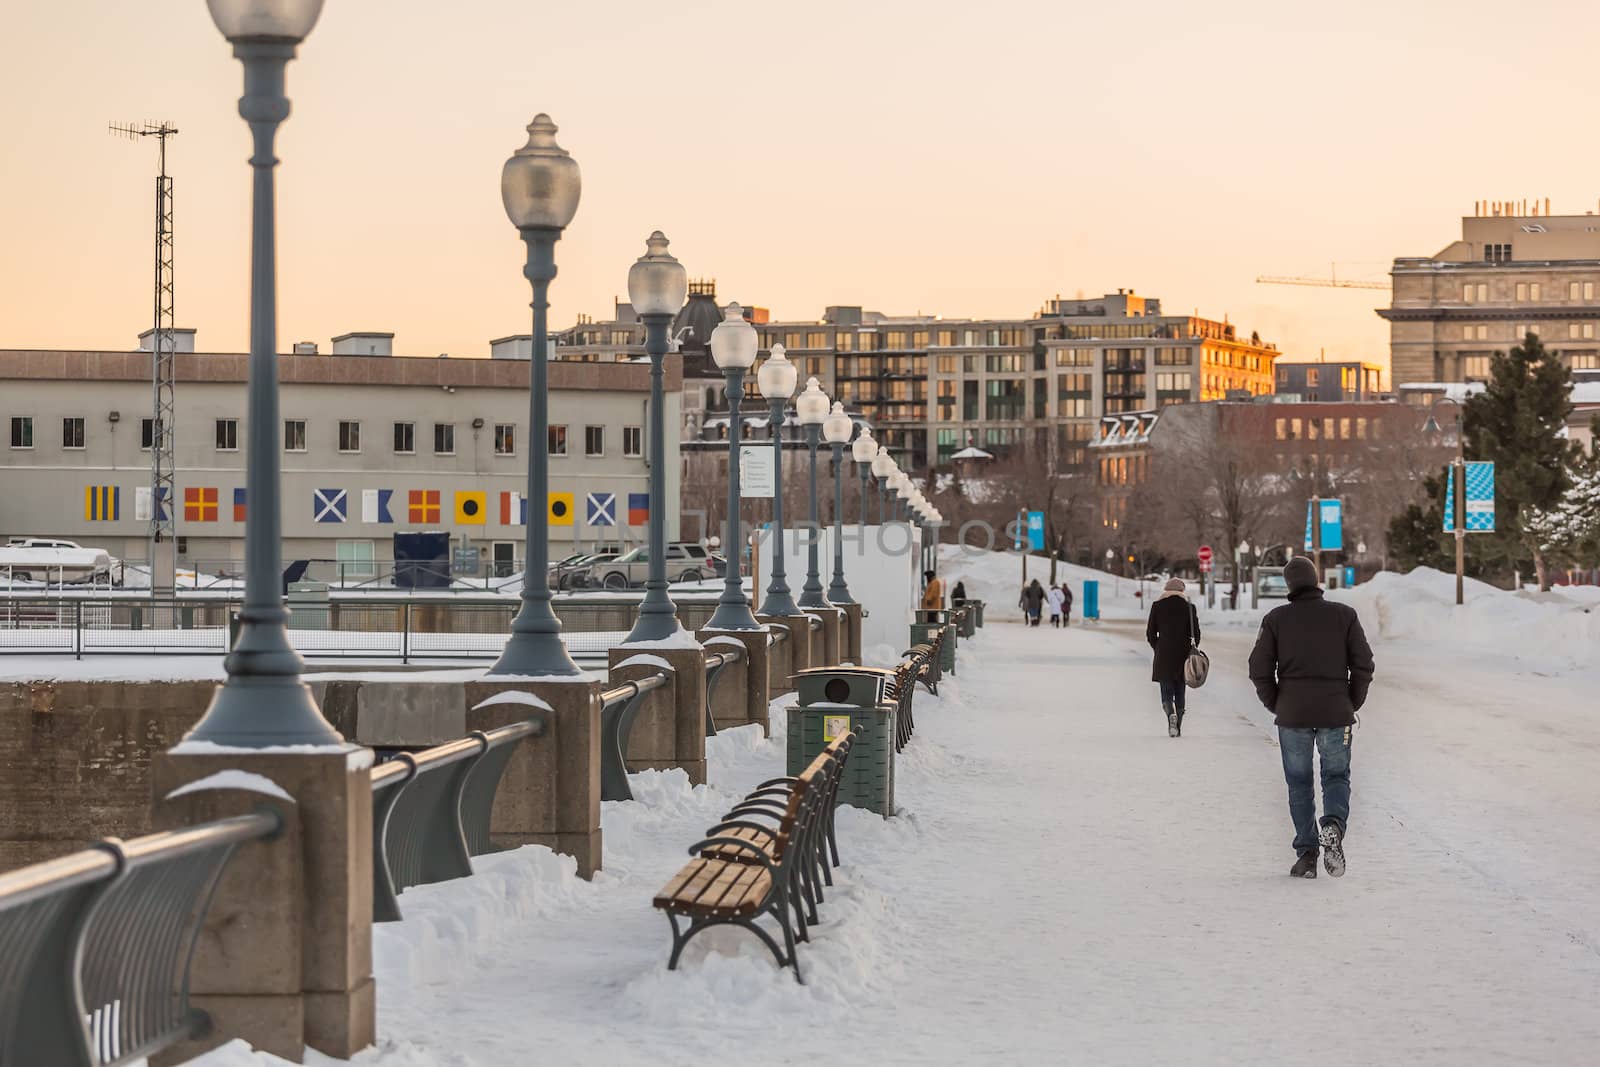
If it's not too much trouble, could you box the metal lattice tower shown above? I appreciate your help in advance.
[111,121,179,593]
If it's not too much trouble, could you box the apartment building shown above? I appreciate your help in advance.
[1381,201,1600,387]
[1274,361,1386,401]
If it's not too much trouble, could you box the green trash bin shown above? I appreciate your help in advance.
[788,667,898,818]
[909,621,956,675]
[973,600,985,628]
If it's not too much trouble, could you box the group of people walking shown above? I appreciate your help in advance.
[1143,556,1375,880]
[1019,578,1073,627]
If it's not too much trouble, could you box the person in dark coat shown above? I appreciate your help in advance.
[950,580,967,604]
[1146,578,1200,737]
[1248,556,1375,880]
[1021,579,1046,626]
[1060,584,1074,627]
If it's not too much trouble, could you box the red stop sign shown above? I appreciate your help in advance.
[1197,545,1214,565]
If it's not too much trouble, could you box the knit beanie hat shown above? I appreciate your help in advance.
[1164,578,1186,593]
[1284,556,1319,592]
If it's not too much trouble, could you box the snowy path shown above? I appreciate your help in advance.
[197,619,1600,1066]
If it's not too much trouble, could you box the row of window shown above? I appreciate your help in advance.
[757,326,1034,352]
[6,416,644,458]
[1275,416,1383,442]
[1462,280,1600,303]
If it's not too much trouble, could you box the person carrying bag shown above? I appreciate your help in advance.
[1146,578,1202,737]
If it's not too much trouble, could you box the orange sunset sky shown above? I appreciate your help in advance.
[4,0,1598,373]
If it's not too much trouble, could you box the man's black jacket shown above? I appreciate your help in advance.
[1247,588,1375,728]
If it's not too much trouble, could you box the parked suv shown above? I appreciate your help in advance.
[583,543,712,589]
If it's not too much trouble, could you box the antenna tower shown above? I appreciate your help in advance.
[110,121,179,594]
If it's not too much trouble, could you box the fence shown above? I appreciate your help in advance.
[0,811,281,1066]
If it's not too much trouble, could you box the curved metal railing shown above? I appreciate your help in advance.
[0,810,281,1066]
[598,675,669,803]
[702,646,744,737]
[371,717,546,923]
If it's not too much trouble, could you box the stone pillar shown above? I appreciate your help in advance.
[608,647,708,786]
[758,614,811,696]
[697,627,772,736]
[839,602,864,664]
[804,607,842,668]
[463,678,603,878]
[151,746,375,1063]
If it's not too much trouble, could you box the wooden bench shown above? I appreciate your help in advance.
[653,735,854,982]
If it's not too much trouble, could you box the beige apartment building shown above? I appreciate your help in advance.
[1381,203,1600,387]
[0,337,678,579]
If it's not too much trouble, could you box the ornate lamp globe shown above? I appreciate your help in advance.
[823,402,853,444]
[627,231,688,316]
[795,377,829,425]
[852,428,876,463]
[709,303,758,369]
[871,444,895,479]
[501,114,582,231]
[206,0,323,40]
[757,344,798,400]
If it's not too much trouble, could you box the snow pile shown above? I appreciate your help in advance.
[1331,567,1600,670]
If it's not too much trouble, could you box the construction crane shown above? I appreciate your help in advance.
[1256,263,1388,291]
[110,121,179,595]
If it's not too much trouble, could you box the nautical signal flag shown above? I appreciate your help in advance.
[184,487,219,522]
[361,488,395,524]
[84,486,120,521]
[455,490,487,525]
[586,492,616,527]
[135,486,172,523]
[313,488,347,524]
[627,492,649,526]
[409,489,440,523]
[499,491,528,526]
[548,491,575,526]
[233,488,247,522]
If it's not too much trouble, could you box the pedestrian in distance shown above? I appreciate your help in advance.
[1046,583,1065,627]
[922,569,945,611]
[1247,556,1375,880]
[950,580,967,604]
[1060,583,1074,627]
[1146,578,1200,738]
[1022,578,1045,627]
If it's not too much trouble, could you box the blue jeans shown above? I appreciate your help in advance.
[1278,726,1352,855]
[1159,679,1185,715]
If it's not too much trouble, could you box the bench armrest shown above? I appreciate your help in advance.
[688,833,777,871]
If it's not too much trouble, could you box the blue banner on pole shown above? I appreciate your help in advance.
[1026,511,1045,552]
[1303,498,1343,552]
[1444,462,1496,533]
[1082,579,1100,620]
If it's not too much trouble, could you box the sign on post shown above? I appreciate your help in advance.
[1443,462,1496,532]
[1026,511,1045,552]
[1304,498,1344,552]
[739,446,775,498]
[1197,545,1213,573]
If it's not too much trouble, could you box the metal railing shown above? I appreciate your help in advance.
[702,646,743,737]
[0,811,281,1066]
[371,718,546,923]
[598,675,669,803]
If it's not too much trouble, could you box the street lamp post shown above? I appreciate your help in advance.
[872,445,895,523]
[795,378,831,608]
[852,427,876,533]
[824,402,855,604]
[756,345,799,617]
[492,114,584,676]
[1424,398,1467,606]
[623,231,688,644]
[187,0,341,746]
[706,304,761,630]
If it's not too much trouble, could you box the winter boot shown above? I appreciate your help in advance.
[1164,702,1178,738]
[1318,822,1346,878]
[1290,851,1319,878]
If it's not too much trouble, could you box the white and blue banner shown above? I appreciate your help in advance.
[1304,498,1343,552]
[361,488,395,524]
[1444,462,1496,533]
[586,492,617,527]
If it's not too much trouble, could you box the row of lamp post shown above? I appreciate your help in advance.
[186,0,943,747]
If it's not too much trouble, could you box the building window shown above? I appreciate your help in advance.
[1485,243,1512,263]
[585,425,605,456]
[393,421,415,453]
[284,419,306,452]
[984,379,1025,421]
[1462,355,1491,380]
[1515,282,1543,301]
[335,539,376,580]
[1569,352,1600,370]
[209,418,236,451]
[494,423,515,455]
[962,380,979,421]
[433,422,455,455]
[1305,368,1320,388]
[140,418,155,450]
[1464,283,1488,303]
[63,417,86,450]
[338,420,360,452]
[622,426,642,457]
[937,380,957,419]
[548,425,568,456]
[9,417,33,449]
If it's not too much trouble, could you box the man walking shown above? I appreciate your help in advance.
[1248,556,1374,879]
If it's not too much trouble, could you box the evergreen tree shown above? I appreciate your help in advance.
[1386,471,1451,571]
[1462,332,1577,589]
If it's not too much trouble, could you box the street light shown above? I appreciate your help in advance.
[623,231,688,644]
[795,377,831,609]
[187,0,340,746]
[1425,397,1467,606]
[871,444,895,522]
[492,114,584,676]
[824,401,855,604]
[706,304,761,630]
[852,427,876,532]
[756,344,799,617]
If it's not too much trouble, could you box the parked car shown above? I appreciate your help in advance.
[582,543,713,589]
[1257,574,1290,599]
[555,552,618,589]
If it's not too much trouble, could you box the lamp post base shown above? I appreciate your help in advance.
[623,603,685,645]
[490,628,584,677]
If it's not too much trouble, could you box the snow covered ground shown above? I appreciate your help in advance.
[184,579,1600,1066]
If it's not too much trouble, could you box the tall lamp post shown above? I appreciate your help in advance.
[188,0,341,745]
[872,445,895,522]
[795,377,831,608]
[1423,398,1467,606]
[852,427,876,532]
[756,345,800,617]
[493,114,584,676]
[706,304,762,630]
[623,231,688,643]
[824,402,855,604]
